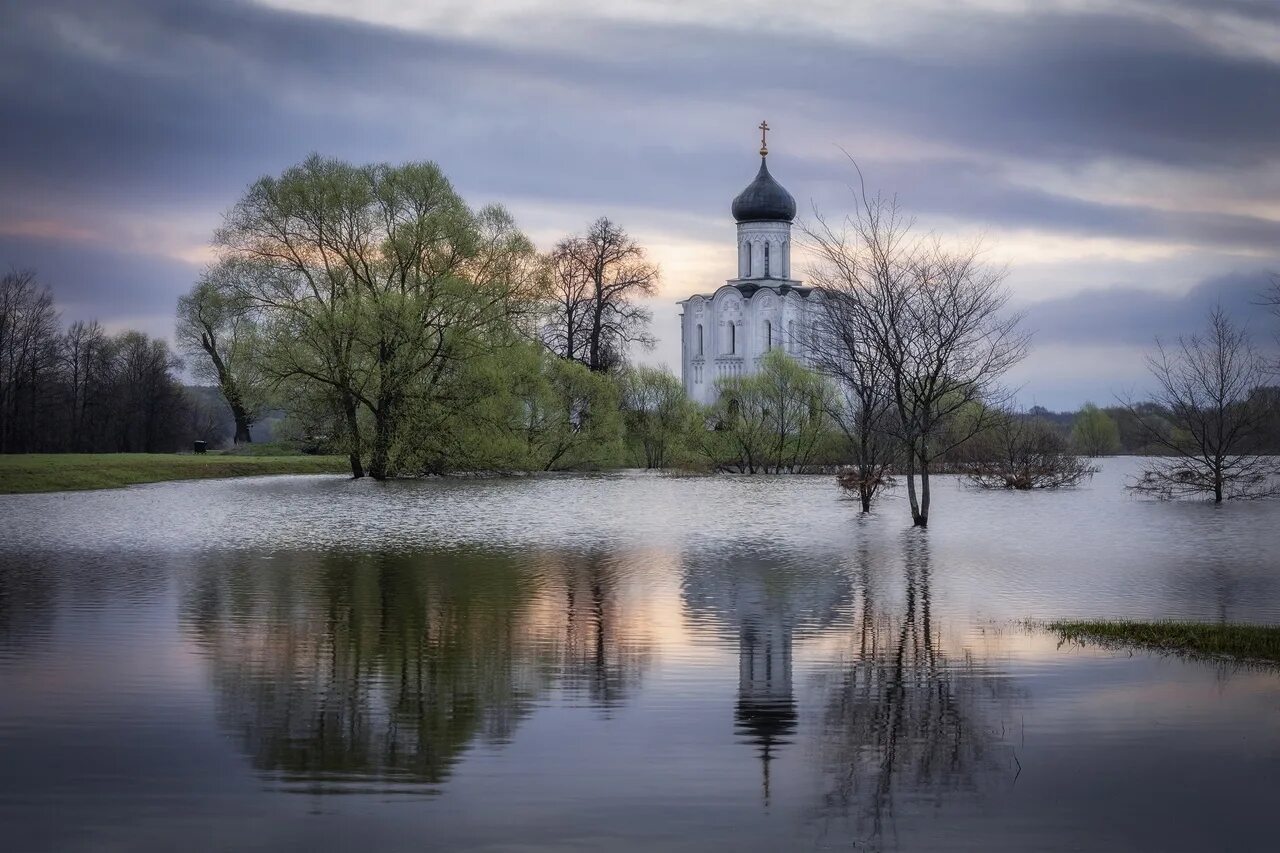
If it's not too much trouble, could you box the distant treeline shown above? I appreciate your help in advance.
[1018,399,1280,456]
[0,270,222,453]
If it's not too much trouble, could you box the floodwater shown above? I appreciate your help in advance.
[1,458,1277,851]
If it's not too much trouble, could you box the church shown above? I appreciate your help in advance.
[678,123,820,406]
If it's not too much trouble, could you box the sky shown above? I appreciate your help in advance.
[1,0,1278,410]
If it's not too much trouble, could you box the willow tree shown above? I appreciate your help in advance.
[708,350,832,473]
[1070,402,1119,457]
[177,262,265,444]
[216,155,543,479]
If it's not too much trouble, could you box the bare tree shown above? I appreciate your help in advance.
[541,218,657,373]
[963,411,1098,490]
[806,186,1028,526]
[177,261,264,444]
[540,241,593,364]
[807,222,898,512]
[1126,307,1279,502]
[0,270,60,452]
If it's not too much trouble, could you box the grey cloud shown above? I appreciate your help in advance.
[1025,269,1279,347]
[2,0,1279,409]
[4,0,1280,209]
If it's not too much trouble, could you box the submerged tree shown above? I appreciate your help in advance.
[806,186,1028,526]
[1126,307,1279,502]
[964,411,1098,490]
[1070,402,1120,457]
[540,218,658,373]
[807,221,898,512]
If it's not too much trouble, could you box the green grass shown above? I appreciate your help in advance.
[1047,620,1280,665]
[0,452,349,494]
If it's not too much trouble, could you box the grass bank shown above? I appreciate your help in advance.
[0,453,349,494]
[1047,620,1280,665]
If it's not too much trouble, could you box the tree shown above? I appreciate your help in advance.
[618,365,696,469]
[541,218,658,373]
[215,155,543,480]
[177,261,264,444]
[0,270,60,453]
[1126,307,1279,502]
[807,222,899,512]
[806,188,1029,526]
[1070,402,1120,457]
[964,411,1098,490]
[706,350,832,473]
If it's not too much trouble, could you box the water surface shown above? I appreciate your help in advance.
[2,459,1278,851]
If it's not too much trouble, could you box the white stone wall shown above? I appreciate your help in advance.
[680,284,818,406]
[735,221,791,280]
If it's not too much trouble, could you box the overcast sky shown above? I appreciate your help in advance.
[2,0,1278,409]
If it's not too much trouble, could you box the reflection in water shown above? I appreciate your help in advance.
[540,549,651,710]
[181,547,656,793]
[682,545,852,805]
[812,530,1022,847]
[0,554,55,654]
[2,465,1277,850]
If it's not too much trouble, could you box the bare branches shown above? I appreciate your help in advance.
[1125,307,1279,502]
[963,412,1098,490]
[540,217,657,373]
[803,187,1029,525]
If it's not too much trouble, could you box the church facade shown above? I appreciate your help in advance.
[678,128,819,406]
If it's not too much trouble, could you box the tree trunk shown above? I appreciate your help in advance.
[368,410,393,481]
[342,394,364,479]
[917,451,931,528]
[232,411,252,444]
[905,446,922,525]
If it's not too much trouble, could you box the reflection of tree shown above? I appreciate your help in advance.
[0,553,56,653]
[537,549,651,710]
[182,550,553,792]
[812,530,1022,847]
[682,546,852,804]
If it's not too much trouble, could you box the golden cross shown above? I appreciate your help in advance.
[758,120,770,156]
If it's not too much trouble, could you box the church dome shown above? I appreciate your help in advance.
[731,158,796,223]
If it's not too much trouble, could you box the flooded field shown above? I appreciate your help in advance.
[2,459,1277,851]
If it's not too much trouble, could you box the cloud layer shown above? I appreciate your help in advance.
[1,0,1277,408]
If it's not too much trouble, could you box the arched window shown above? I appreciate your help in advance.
[729,322,736,355]
[763,242,770,278]
[744,242,752,277]
[696,323,703,356]
[764,320,772,350]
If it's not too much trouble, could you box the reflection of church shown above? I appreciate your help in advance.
[678,122,820,405]
[735,612,797,803]
[681,552,849,802]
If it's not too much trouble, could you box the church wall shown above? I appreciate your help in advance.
[680,285,819,406]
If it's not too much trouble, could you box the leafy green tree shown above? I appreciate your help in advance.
[1070,402,1120,457]
[176,262,266,444]
[707,351,833,473]
[618,365,696,469]
[215,155,543,479]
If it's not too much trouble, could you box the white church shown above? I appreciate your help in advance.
[678,124,820,406]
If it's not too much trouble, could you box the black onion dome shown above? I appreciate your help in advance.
[731,158,796,223]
